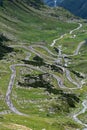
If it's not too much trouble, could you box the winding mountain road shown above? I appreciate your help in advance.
[70,23,82,34]
[3,21,87,130]
[6,65,27,116]
[31,45,57,56]
[6,40,84,116]
[50,34,66,47]
[50,23,82,47]
[65,69,81,88]
[74,40,85,55]
[73,100,87,130]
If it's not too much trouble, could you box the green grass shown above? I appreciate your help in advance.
[0,1,78,44]
[54,22,87,54]
[68,43,87,74]
[0,113,82,130]
[0,1,87,130]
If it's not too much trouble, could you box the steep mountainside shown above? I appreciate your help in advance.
[22,0,44,8]
[43,0,63,6]
[60,0,87,18]
[0,0,77,43]
[43,0,87,18]
[0,0,44,8]
[0,1,87,130]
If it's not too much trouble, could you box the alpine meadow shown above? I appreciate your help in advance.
[0,0,87,130]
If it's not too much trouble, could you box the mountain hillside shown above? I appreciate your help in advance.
[60,0,87,18]
[43,0,87,18]
[0,0,77,43]
[0,0,44,7]
[43,0,63,6]
[0,1,87,130]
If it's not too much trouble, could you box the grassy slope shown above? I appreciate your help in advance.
[0,1,78,44]
[0,1,86,130]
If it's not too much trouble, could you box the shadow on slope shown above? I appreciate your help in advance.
[18,73,80,109]
[0,33,13,59]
